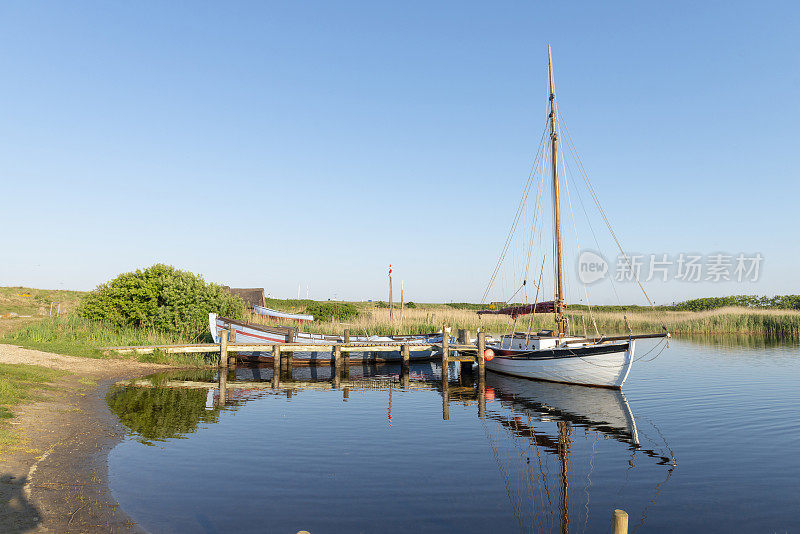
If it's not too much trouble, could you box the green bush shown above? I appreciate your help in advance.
[305,302,359,322]
[375,301,389,308]
[405,302,417,308]
[76,264,245,338]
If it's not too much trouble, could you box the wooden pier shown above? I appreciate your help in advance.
[105,328,490,420]
[103,329,487,370]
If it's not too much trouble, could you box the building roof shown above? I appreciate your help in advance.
[223,287,265,308]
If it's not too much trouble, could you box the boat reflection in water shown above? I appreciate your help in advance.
[109,362,675,532]
[483,373,676,533]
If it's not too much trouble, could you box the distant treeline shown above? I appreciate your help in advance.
[446,303,485,310]
[450,295,800,313]
[266,295,800,317]
[669,295,800,311]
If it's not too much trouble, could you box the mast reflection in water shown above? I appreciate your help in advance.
[107,360,676,533]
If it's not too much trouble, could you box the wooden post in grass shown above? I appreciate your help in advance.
[477,331,486,378]
[219,329,229,368]
[612,509,628,534]
[344,329,350,344]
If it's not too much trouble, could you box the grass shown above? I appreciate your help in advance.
[0,286,85,316]
[0,363,65,447]
[0,316,212,365]
[3,296,798,371]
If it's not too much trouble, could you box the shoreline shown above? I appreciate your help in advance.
[0,344,184,533]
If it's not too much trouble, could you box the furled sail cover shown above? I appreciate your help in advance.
[477,301,558,319]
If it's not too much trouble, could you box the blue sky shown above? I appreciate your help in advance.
[1,1,798,304]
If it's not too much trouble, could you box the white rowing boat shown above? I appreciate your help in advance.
[209,313,449,362]
[253,305,314,322]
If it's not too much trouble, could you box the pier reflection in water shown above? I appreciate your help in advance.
[107,359,676,533]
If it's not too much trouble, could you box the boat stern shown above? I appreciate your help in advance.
[209,313,218,343]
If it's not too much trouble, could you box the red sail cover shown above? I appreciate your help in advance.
[477,301,558,319]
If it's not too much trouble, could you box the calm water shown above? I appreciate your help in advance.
[107,339,800,533]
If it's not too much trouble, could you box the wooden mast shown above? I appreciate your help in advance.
[548,45,567,336]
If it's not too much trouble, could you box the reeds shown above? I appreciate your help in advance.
[1,316,197,360]
[282,304,800,340]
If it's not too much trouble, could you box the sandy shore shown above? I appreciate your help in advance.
[0,344,181,533]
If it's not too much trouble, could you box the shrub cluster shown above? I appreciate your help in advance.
[77,264,245,337]
[305,302,359,322]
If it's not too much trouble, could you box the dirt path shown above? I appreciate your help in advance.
[0,344,182,533]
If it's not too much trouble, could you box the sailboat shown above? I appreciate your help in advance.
[479,46,668,388]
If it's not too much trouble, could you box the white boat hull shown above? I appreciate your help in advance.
[209,314,439,362]
[485,340,635,388]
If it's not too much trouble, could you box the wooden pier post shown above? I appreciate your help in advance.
[441,324,450,367]
[272,345,281,388]
[333,344,342,368]
[228,328,237,367]
[442,376,450,421]
[333,345,342,388]
[343,329,350,344]
[218,369,227,406]
[401,344,410,368]
[219,329,229,368]
[477,331,486,378]
[478,374,486,419]
[343,387,349,401]
[282,349,293,372]
[612,509,628,534]
[459,361,473,383]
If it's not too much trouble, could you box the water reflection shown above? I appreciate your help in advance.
[109,363,676,532]
[482,374,676,533]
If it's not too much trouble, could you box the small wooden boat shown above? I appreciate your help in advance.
[208,313,449,362]
[253,305,314,323]
[479,47,669,388]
